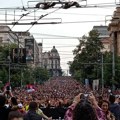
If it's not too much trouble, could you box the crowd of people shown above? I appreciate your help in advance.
[12,77,85,108]
[0,76,120,120]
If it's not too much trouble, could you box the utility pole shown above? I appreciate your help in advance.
[21,68,22,88]
[8,39,11,83]
[112,32,116,90]
[101,53,104,94]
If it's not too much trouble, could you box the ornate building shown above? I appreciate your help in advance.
[0,26,23,47]
[93,26,111,52]
[108,7,120,56]
[42,46,62,77]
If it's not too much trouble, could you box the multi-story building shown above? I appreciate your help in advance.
[0,26,22,47]
[108,7,120,56]
[0,26,63,70]
[93,26,109,38]
[93,26,111,52]
[14,31,30,47]
[15,31,40,67]
[42,46,62,77]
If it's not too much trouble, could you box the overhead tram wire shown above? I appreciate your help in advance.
[0,10,112,17]
[0,2,118,10]
[43,43,77,46]
[0,18,62,22]
[26,8,61,32]
[20,0,27,11]
[34,11,111,16]
[61,19,111,24]
[32,32,80,39]
[35,37,80,39]
[10,8,41,29]
[43,46,76,48]
[0,19,111,25]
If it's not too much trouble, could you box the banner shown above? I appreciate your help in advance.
[25,39,34,63]
[92,79,99,91]
[85,79,89,88]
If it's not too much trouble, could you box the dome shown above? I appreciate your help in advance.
[51,46,58,53]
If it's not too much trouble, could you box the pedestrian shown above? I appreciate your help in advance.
[24,101,42,120]
[8,111,23,120]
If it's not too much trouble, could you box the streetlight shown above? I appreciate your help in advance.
[7,39,11,83]
[100,49,104,94]
[101,53,104,94]
[111,32,116,90]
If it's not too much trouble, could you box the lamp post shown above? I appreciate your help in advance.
[21,68,23,88]
[8,39,11,83]
[101,53,104,94]
[112,32,116,90]
[100,49,104,94]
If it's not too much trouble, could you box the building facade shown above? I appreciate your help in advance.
[0,26,21,47]
[15,31,40,67]
[108,7,120,56]
[0,26,64,71]
[93,26,111,52]
[42,46,62,77]
[15,31,30,47]
[93,26,109,38]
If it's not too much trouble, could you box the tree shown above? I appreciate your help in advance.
[21,67,34,85]
[69,30,103,83]
[0,67,8,84]
[0,43,17,61]
[69,29,120,88]
[0,43,17,84]
[32,67,50,84]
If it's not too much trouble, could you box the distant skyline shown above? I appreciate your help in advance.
[0,0,118,74]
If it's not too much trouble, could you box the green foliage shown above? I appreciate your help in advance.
[69,29,120,87]
[0,44,17,61]
[32,67,50,84]
[0,67,8,84]
[70,30,103,82]
[22,67,34,85]
[0,43,50,87]
[73,70,82,82]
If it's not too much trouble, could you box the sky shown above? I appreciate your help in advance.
[0,0,119,74]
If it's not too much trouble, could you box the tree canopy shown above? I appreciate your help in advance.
[69,29,120,88]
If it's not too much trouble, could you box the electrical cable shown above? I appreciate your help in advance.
[20,0,27,11]
[0,9,113,18]
[32,32,80,38]
[0,2,118,10]
[43,46,76,48]
[42,43,77,45]
[61,19,111,24]
[33,10,113,16]
[10,8,41,29]
[0,19,110,25]
[26,8,61,32]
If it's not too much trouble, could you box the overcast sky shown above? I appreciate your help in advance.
[0,0,118,74]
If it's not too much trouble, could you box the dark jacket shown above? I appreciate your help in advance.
[24,110,42,120]
[0,106,11,120]
[109,103,120,120]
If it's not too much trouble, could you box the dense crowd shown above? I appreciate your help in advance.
[12,77,85,107]
[0,76,120,120]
